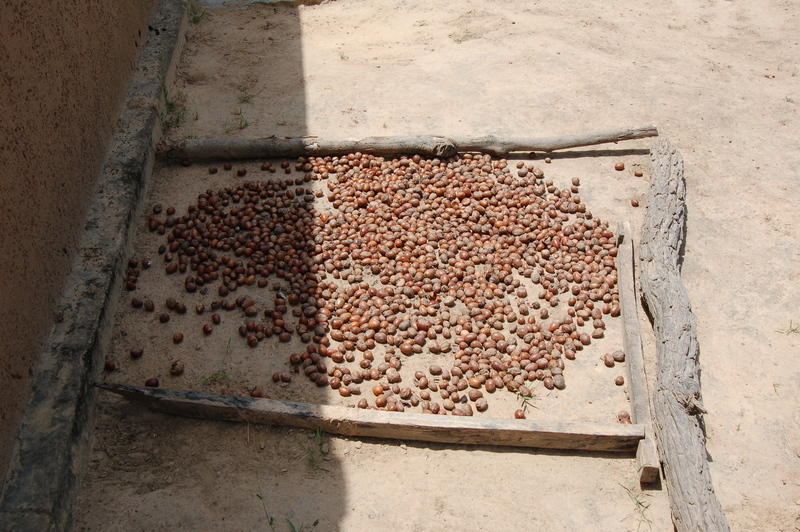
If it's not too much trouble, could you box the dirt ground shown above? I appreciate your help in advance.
[75,0,800,530]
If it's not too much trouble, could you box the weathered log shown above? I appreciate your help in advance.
[161,125,658,160]
[639,138,730,530]
[96,382,645,452]
[617,221,660,484]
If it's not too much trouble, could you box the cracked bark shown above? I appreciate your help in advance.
[639,138,729,531]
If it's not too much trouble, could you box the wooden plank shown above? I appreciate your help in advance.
[160,125,658,160]
[639,138,730,531]
[96,382,645,453]
[617,221,661,484]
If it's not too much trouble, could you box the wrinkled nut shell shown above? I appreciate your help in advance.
[170,360,185,375]
[475,398,489,412]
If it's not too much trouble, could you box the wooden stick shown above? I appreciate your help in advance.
[162,135,458,160]
[96,382,645,452]
[617,221,660,484]
[639,139,730,531]
[161,125,658,160]
[449,125,658,156]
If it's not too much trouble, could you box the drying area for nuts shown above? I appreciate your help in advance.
[102,149,649,450]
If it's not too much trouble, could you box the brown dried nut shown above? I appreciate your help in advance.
[145,377,159,387]
[467,377,481,389]
[159,313,170,323]
[250,389,263,398]
[173,332,184,344]
[603,354,615,367]
[372,385,384,396]
[338,386,351,397]
[475,398,489,412]
[634,170,643,177]
[615,162,625,171]
[104,360,117,372]
[212,313,221,325]
[618,410,632,423]
[130,347,143,359]
[553,375,566,390]
[375,394,387,408]
[543,377,554,390]
[429,365,442,375]
[467,389,483,401]
[615,376,625,386]
[630,198,640,207]
[357,398,368,409]
[144,299,155,312]
[170,360,185,375]
[514,409,526,419]
[442,399,455,411]
[131,297,143,308]
[484,379,496,393]
[203,323,213,335]
[611,350,626,362]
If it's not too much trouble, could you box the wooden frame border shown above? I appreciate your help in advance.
[98,382,645,452]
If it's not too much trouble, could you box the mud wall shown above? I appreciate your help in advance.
[0,0,158,480]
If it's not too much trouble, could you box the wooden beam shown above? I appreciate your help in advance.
[639,138,730,531]
[617,221,661,484]
[160,125,658,160]
[96,382,645,453]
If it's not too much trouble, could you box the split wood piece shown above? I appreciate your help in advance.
[96,382,645,453]
[639,138,730,531]
[161,125,658,160]
[616,221,660,484]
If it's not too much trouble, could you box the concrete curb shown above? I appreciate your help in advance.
[0,0,187,529]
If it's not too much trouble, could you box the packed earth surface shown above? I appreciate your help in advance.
[74,0,800,530]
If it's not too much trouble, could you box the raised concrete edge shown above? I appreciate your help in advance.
[0,0,187,529]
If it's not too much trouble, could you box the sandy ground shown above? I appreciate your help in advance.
[75,0,800,530]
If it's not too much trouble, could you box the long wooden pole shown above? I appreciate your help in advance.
[161,125,658,160]
[639,138,730,530]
